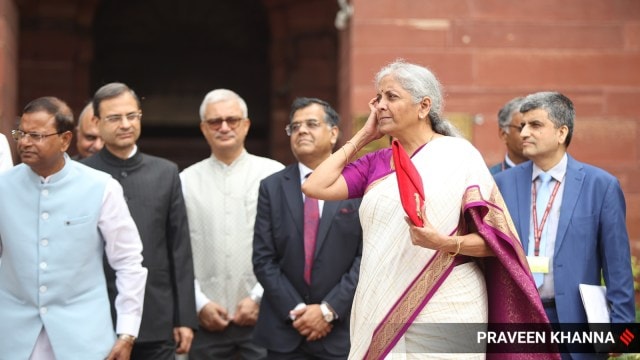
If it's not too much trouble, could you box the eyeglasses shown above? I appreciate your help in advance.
[11,129,64,142]
[504,124,523,132]
[103,112,142,124]
[285,119,326,136]
[203,116,244,131]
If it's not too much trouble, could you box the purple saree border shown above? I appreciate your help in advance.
[363,229,461,359]
[362,183,556,359]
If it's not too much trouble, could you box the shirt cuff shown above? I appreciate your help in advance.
[249,282,264,303]
[289,302,307,321]
[194,279,210,313]
[115,313,143,338]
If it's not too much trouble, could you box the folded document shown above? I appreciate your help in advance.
[578,284,610,323]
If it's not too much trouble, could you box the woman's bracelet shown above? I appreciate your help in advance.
[345,140,358,154]
[448,236,461,257]
[341,140,359,166]
[341,146,349,166]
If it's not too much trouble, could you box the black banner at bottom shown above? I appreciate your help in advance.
[396,323,640,354]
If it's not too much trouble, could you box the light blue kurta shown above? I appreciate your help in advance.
[0,160,116,360]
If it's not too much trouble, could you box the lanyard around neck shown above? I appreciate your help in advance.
[531,179,561,256]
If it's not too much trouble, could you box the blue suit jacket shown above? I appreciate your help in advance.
[494,155,635,324]
[252,164,362,355]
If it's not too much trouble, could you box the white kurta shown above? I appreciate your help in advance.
[181,150,284,313]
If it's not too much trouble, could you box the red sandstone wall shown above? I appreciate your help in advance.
[17,1,95,115]
[0,0,18,162]
[344,0,640,248]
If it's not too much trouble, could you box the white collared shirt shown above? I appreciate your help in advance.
[504,154,517,168]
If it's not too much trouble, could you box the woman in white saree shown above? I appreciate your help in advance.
[303,60,556,360]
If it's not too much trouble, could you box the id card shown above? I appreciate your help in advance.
[526,256,550,274]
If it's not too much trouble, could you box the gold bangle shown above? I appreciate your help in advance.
[345,140,358,155]
[341,140,359,166]
[448,237,461,257]
[341,146,349,166]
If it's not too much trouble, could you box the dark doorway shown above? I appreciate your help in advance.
[92,0,270,169]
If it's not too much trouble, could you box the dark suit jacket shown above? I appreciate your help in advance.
[252,164,362,355]
[488,159,510,175]
[494,156,635,324]
[83,148,198,342]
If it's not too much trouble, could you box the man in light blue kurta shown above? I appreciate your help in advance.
[0,97,147,360]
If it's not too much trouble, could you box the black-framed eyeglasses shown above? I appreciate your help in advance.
[285,119,326,136]
[503,124,523,132]
[103,112,143,124]
[11,129,64,142]
[203,116,244,131]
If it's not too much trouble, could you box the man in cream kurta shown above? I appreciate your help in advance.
[181,89,283,359]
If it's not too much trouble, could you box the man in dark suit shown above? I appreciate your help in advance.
[83,82,198,359]
[253,97,362,359]
[494,91,635,358]
[489,96,527,175]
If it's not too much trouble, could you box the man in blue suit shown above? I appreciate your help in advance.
[494,91,635,358]
[253,97,362,359]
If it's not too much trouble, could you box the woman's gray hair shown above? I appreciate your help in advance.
[374,59,460,137]
[199,89,248,121]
